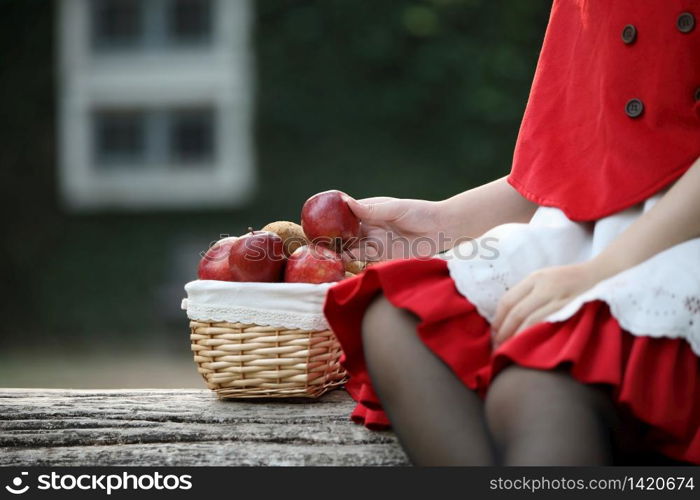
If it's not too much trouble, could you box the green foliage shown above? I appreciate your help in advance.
[255,0,550,202]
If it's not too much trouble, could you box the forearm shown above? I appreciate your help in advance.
[437,176,538,240]
[588,156,700,281]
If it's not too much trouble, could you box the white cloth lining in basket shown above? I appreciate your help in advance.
[182,280,332,331]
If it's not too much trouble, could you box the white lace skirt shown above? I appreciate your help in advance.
[443,188,700,356]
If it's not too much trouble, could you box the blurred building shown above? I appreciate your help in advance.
[58,0,254,211]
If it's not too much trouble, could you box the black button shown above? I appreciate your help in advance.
[695,88,700,101]
[621,24,637,44]
[625,98,644,118]
[677,12,695,33]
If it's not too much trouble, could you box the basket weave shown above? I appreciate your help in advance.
[190,320,347,398]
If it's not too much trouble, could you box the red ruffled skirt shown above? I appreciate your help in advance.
[323,258,700,464]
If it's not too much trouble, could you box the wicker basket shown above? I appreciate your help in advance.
[185,279,348,398]
[190,321,347,398]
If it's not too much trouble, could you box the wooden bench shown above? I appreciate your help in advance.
[0,389,408,466]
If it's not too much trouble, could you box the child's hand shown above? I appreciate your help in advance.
[490,262,602,347]
[345,197,444,261]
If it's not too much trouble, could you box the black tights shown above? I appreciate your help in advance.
[362,295,620,466]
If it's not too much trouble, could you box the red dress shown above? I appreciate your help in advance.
[323,0,700,464]
[509,0,700,221]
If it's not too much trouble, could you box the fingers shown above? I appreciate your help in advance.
[492,299,567,349]
[491,278,534,333]
[355,196,398,204]
[342,244,377,262]
[513,300,566,336]
[490,265,591,348]
[492,290,549,346]
[343,228,385,262]
[346,198,371,220]
[347,198,406,224]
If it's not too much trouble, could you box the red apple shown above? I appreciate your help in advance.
[301,190,361,250]
[284,244,345,284]
[198,237,239,281]
[228,231,286,282]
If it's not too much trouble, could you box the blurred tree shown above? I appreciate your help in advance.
[255,0,551,202]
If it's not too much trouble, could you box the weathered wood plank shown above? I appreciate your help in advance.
[0,389,408,466]
[2,442,406,466]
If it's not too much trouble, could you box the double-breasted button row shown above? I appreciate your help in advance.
[629,88,700,118]
[622,12,696,118]
[620,12,695,44]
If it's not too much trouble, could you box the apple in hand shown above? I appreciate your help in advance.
[284,244,345,284]
[198,237,239,281]
[301,190,361,250]
[228,231,286,282]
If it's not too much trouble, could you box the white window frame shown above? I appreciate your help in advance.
[57,0,255,211]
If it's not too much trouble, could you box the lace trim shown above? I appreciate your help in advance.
[447,240,700,357]
[453,269,700,357]
[603,300,700,355]
[184,301,330,331]
[544,280,700,356]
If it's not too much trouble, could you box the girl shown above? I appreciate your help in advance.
[323,0,700,465]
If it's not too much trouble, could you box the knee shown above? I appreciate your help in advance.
[363,295,409,342]
[362,294,394,333]
[361,294,417,358]
[484,366,539,440]
[484,365,614,440]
